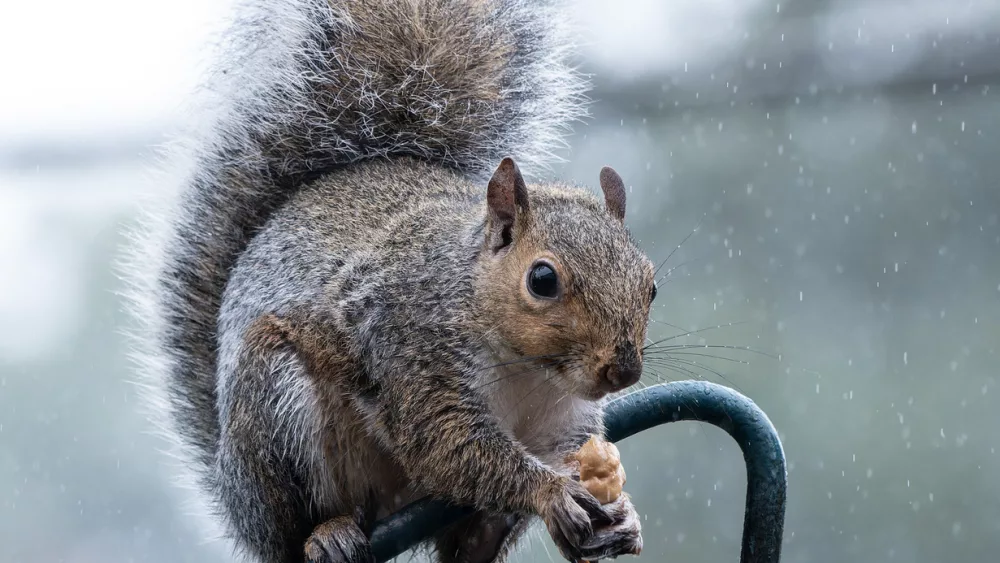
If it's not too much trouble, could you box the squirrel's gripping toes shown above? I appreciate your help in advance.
[128,1,654,562]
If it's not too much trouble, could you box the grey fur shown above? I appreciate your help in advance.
[123,1,649,563]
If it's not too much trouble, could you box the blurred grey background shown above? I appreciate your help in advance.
[1,0,998,562]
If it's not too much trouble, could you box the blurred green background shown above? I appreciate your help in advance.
[2,1,998,562]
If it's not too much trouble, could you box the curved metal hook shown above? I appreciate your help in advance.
[368,381,787,563]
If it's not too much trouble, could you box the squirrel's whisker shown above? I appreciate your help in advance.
[642,321,749,350]
[645,363,697,382]
[651,350,751,365]
[644,357,744,394]
[476,364,556,389]
[655,258,701,287]
[653,221,701,278]
[474,354,579,389]
[475,352,573,374]
[644,343,777,360]
[649,318,690,333]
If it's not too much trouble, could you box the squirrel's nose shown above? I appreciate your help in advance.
[599,342,642,391]
[601,363,642,390]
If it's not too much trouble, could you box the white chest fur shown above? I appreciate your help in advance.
[474,363,598,468]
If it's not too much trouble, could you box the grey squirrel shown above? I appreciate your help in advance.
[127,1,657,562]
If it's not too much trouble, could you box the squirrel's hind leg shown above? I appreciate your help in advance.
[217,313,366,563]
[433,511,531,563]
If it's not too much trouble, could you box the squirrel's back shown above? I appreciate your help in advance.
[124,0,588,533]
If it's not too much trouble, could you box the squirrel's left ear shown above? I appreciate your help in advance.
[485,157,530,253]
[599,166,627,223]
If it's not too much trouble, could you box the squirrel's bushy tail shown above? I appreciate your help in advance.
[221,0,587,182]
[124,0,587,531]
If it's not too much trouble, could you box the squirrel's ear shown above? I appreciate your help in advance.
[485,157,529,252]
[599,166,627,223]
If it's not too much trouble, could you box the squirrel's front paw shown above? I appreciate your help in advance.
[581,492,643,559]
[304,511,374,563]
[537,476,616,562]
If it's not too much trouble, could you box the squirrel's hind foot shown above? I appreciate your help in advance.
[304,511,374,563]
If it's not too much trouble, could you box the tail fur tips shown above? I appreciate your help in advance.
[213,0,589,182]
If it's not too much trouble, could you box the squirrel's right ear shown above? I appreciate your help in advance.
[599,166,627,223]
[485,157,529,253]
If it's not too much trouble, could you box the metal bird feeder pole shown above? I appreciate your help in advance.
[368,381,788,563]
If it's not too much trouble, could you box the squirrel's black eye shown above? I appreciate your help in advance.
[651,282,658,302]
[527,262,559,299]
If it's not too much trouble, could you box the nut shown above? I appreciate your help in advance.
[571,434,626,504]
